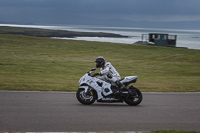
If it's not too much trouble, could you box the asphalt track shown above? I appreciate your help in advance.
[0,91,200,132]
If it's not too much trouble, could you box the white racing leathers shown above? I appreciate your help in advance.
[98,62,121,83]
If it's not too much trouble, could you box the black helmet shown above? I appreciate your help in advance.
[95,56,105,68]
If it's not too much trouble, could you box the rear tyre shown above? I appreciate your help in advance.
[76,88,97,105]
[124,86,143,106]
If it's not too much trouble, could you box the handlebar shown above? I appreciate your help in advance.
[87,68,96,76]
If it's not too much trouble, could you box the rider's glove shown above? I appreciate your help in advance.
[92,72,100,77]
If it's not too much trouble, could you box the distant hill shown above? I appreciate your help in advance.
[0,26,128,38]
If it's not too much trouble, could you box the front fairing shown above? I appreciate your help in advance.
[79,73,93,86]
[79,73,113,100]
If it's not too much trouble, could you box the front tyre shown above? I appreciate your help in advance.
[76,88,97,105]
[124,86,143,106]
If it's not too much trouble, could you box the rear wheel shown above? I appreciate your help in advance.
[76,88,97,105]
[124,86,143,106]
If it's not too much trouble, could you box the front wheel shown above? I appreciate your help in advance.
[124,86,143,106]
[76,88,97,105]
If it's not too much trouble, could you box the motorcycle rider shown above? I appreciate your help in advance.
[92,56,124,90]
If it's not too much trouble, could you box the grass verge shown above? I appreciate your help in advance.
[0,34,199,92]
[146,130,200,133]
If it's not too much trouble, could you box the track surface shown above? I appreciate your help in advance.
[0,91,200,132]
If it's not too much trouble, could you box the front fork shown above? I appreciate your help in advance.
[78,86,89,93]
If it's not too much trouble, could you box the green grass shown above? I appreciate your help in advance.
[0,34,200,92]
[145,130,200,133]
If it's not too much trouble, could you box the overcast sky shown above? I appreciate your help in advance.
[0,0,200,29]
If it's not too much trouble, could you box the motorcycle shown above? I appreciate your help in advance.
[76,68,143,106]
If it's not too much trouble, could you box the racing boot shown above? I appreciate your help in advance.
[115,80,125,92]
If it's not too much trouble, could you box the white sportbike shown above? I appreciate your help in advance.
[76,68,143,106]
